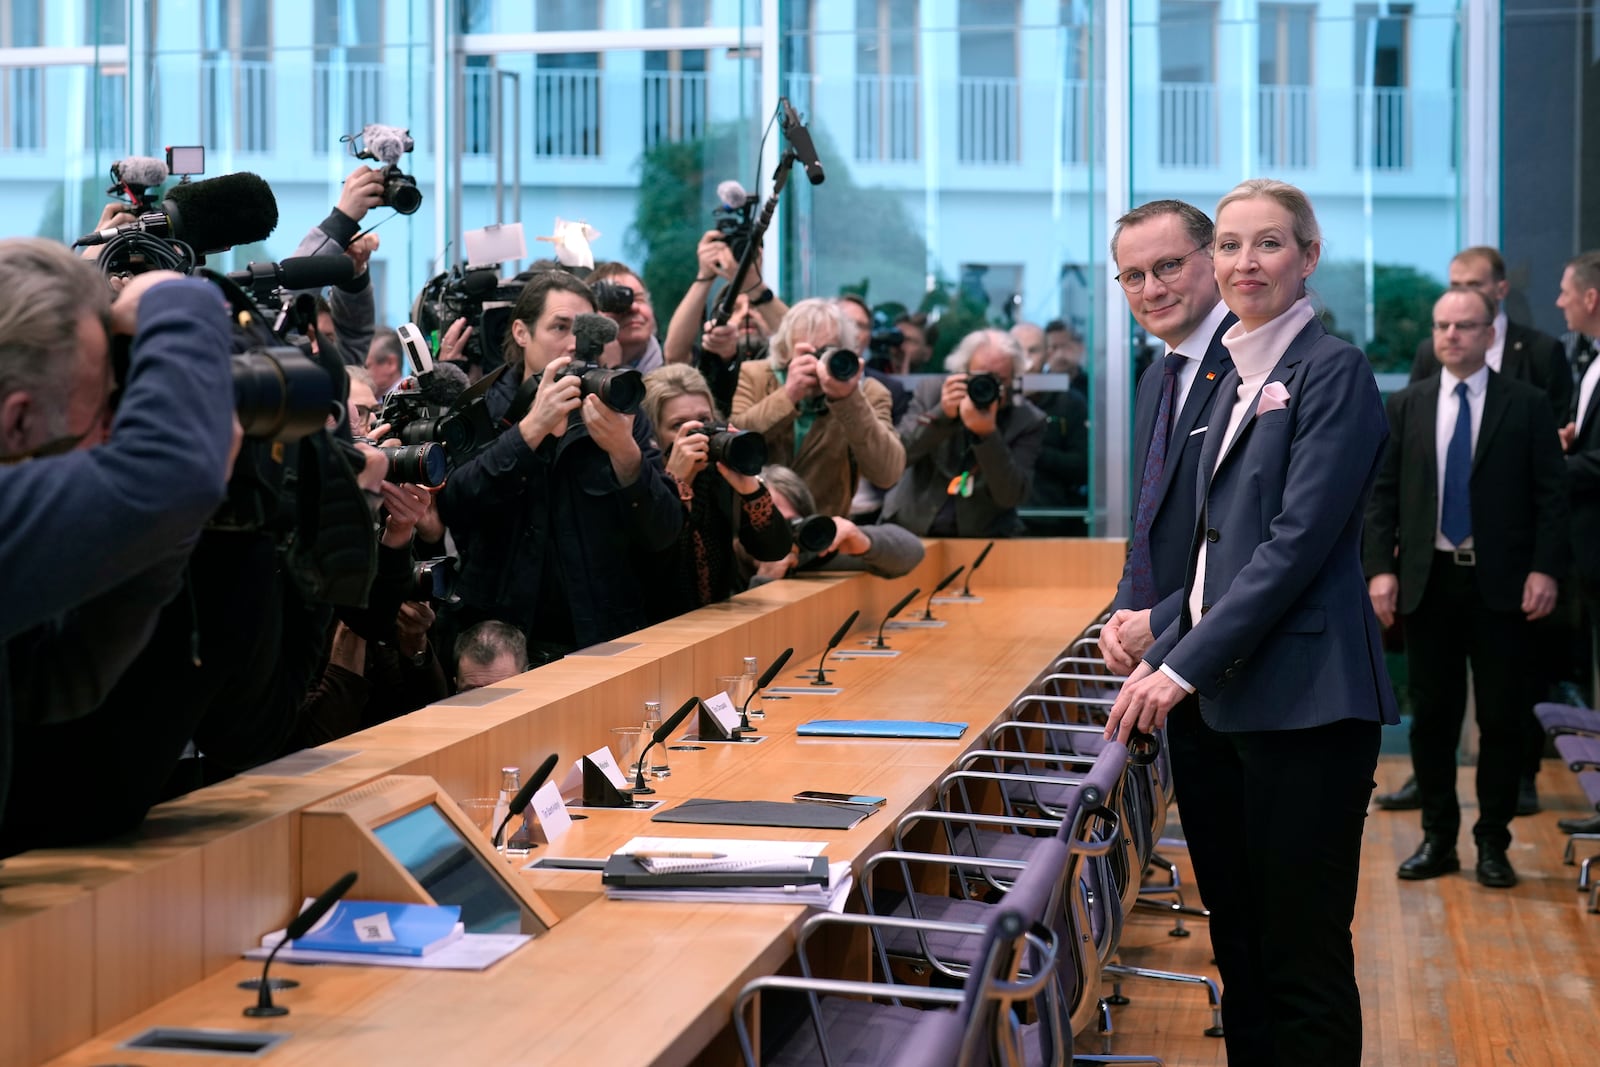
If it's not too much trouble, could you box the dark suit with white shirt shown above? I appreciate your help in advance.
[1364,370,1567,849]
[1109,310,1234,633]
[1410,318,1571,425]
[1144,315,1397,1067]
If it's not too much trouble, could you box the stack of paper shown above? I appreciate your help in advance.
[602,837,855,911]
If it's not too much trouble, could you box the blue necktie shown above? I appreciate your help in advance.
[1440,381,1472,546]
[1126,354,1186,607]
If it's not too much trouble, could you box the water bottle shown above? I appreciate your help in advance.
[743,655,764,719]
[490,766,519,850]
[645,700,671,777]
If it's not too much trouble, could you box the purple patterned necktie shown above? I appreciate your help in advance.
[1126,354,1187,607]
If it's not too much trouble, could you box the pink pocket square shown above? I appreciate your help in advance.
[1256,381,1290,415]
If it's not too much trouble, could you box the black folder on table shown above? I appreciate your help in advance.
[601,854,830,888]
[651,798,877,830]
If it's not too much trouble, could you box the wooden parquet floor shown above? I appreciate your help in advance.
[1076,755,1600,1066]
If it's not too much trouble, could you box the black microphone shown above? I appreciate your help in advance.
[229,255,356,298]
[871,587,921,649]
[631,696,700,794]
[243,871,358,1017]
[959,542,995,597]
[780,98,826,185]
[76,171,279,253]
[811,611,859,686]
[921,566,966,621]
[733,647,794,737]
[573,312,620,362]
[493,752,560,849]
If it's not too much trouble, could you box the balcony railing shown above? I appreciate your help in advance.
[313,62,384,155]
[958,76,1018,164]
[855,73,918,162]
[1258,83,1313,169]
[533,69,601,158]
[5,68,43,150]
[1158,81,1216,168]
[1061,78,1104,165]
[643,70,707,150]
[202,57,272,153]
[1355,86,1407,170]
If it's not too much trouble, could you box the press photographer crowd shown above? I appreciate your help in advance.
[0,122,1081,855]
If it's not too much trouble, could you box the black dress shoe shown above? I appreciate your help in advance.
[1397,837,1460,880]
[1515,776,1540,817]
[1376,776,1422,811]
[1557,812,1600,834]
[1476,844,1518,888]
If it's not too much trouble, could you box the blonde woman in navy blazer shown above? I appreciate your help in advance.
[1105,179,1399,1067]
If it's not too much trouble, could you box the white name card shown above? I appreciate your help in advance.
[528,781,571,844]
[703,691,742,733]
[586,745,629,790]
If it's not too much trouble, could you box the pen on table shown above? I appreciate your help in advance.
[631,851,727,860]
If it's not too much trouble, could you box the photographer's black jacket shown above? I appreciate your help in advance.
[439,363,682,648]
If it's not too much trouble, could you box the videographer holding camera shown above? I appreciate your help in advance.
[731,298,905,518]
[882,328,1045,538]
[439,270,681,661]
[665,229,786,411]
[0,239,237,812]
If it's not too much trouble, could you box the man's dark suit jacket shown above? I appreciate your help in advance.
[1409,320,1571,426]
[1566,376,1600,598]
[1109,311,1235,636]
[1363,370,1568,615]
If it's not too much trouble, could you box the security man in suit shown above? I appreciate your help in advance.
[1366,287,1568,888]
[1099,199,1235,673]
[1556,250,1600,835]
[1380,245,1572,813]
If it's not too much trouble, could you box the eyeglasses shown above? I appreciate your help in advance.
[1432,321,1489,334]
[1114,246,1208,293]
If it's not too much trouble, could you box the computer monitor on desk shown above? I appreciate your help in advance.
[300,775,558,936]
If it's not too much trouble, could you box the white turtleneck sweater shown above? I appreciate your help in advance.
[1160,297,1316,695]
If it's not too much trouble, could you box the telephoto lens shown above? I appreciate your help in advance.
[820,345,860,381]
[790,514,837,553]
[699,423,767,477]
[965,371,1001,408]
[561,361,645,414]
[232,346,336,442]
[382,442,448,487]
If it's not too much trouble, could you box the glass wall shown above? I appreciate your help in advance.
[0,0,1506,533]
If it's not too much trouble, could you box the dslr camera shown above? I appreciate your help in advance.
[817,345,861,382]
[684,422,767,477]
[347,123,422,215]
[591,280,635,316]
[965,371,1002,408]
[554,361,645,414]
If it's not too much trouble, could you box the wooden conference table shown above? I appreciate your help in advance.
[1,539,1123,1067]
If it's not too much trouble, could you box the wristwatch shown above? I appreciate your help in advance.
[406,644,430,667]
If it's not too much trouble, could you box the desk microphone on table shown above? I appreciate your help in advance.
[243,871,357,1017]
[958,542,995,597]
[811,611,859,686]
[632,696,700,793]
[493,752,560,849]
[920,566,965,620]
[870,587,920,649]
[733,647,793,737]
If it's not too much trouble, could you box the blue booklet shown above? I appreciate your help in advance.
[798,719,969,740]
[291,900,464,958]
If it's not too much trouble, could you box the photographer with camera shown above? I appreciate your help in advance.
[744,464,925,585]
[438,270,681,661]
[882,328,1045,538]
[0,239,237,816]
[638,364,791,620]
[731,298,905,518]
[287,164,388,366]
[665,231,785,406]
[588,262,663,373]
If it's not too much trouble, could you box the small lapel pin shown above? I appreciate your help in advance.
[1205,372,1217,380]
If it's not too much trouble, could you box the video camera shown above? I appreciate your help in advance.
[345,124,422,215]
[714,180,758,263]
[410,265,522,374]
